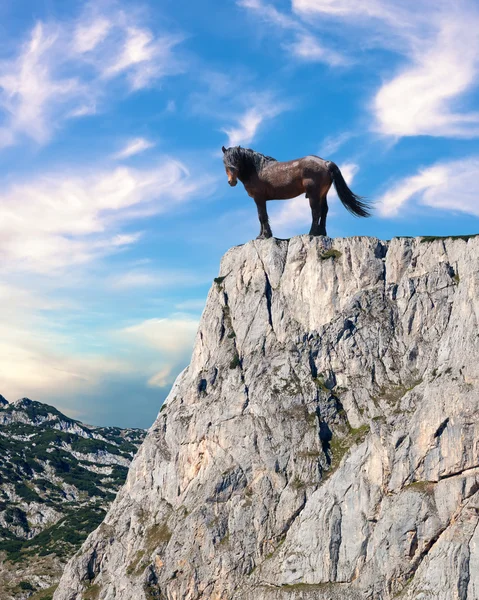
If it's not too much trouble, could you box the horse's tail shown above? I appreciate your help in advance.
[327,162,371,218]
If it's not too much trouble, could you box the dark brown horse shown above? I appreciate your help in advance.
[222,146,371,239]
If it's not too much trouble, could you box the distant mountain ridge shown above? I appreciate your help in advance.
[0,395,146,600]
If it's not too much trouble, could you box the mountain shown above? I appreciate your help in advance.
[0,397,146,600]
[54,234,479,600]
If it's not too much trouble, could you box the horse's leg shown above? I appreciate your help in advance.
[255,198,272,239]
[308,190,321,236]
[319,196,329,236]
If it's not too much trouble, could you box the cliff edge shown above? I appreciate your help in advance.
[54,235,479,600]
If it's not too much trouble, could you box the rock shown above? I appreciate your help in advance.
[53,234,479,600]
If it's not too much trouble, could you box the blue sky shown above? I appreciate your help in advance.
[1,0,479,428]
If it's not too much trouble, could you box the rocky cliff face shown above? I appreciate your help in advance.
[0,397,145,599]
[54,235,479,600]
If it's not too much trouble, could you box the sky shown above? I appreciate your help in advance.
[1,0,479,428]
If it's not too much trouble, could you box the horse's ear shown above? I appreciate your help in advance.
[222,146,226,153]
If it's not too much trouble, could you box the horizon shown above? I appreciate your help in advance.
[1,0,479,428]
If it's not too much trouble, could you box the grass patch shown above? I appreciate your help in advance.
[214,276,226,285]
[404,480,435,494]
[324,423,370,481]
[313,375,329,393]
[229,354,240,369]
[83,583,101,600]
[127,549,146,576]
[290,476,306,490]
[263,535,286,561]
[297,450,322,458]
[28,585,58,600]
[280,582,335,590]
[145,523,171,549]
[320,249,342,260]
[420,234,479,243]
[374,380,422,408]
[219,533,230,546]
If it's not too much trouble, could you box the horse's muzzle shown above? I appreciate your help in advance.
[229,180,237,187]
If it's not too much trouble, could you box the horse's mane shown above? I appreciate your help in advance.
[223,146,277,178]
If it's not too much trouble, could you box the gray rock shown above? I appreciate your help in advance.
[53,235,479,600]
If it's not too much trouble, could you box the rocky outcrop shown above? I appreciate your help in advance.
[54,235,479,600]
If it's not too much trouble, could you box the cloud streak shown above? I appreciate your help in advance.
[378,157,479,217]
[0,159,213,274]
[0,9,184,148]
[222,94,290,146]
[113,137,155,159]
[291,0,479,139]
[238,0,346,65]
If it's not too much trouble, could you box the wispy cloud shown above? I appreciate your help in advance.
[0,159,213,274]
[222,93,290,146]
[292,0,395,21]
[291,0,479,139]
[121,315,199,388]
[238,0,345,66]
[113,137,155,160]
[0,23,81,146]
[0,283,131,406]
[101,26,184,90]
[286,33,346,66]
[319,131,355,157]
[122,315,198,355]
[377,157,479,217]
[374,16,479,138]
[0,9,185,148]
[73,16,112,53]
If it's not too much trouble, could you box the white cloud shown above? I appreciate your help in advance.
[377,157,479,217]
[319,131,354,156]
[238,0,298,29]
[102,27,183,90]
[374,17,479,137]
[0,160,212,274]
[122,315,198,355]
[292,0,394,20]
[287,33,346,66]
[73,17,112,53]
[113,137,155,159]
[148,366,175,388]
[270,162,359,233]
[0,286,131,404]
[238,0,345,66]
[291,0,479,139]
[0,23,81,146]
[121,315,199,388]
[0,10,185,148]
[222,95,289,146]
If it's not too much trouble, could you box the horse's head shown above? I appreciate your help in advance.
[222,146,238,187]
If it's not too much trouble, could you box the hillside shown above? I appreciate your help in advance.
[54,234,479,599]
[0,397,146,599]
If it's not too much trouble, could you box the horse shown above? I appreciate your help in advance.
[222,145,371,239]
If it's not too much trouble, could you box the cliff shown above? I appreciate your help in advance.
[54,235,479,600]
